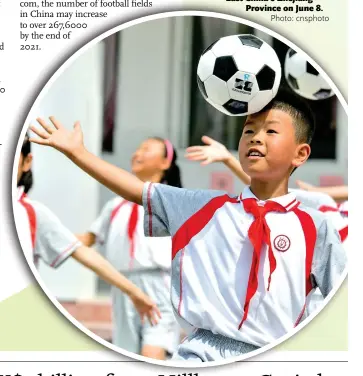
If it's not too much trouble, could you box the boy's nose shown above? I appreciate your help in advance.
[250,136,263,144]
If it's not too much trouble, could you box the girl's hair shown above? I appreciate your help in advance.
[152,137,183,188]
[18,135,33,193]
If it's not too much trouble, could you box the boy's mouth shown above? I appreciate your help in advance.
[246,148,265,158]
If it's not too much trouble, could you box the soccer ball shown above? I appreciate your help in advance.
[197,34,281,116]
[284,49,334,100]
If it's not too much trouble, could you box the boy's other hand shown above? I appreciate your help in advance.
[185,135,232,165]
[29,117,85,159]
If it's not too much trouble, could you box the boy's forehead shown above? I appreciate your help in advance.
[245,108,293,126]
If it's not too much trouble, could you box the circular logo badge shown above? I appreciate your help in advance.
[273,235,291,252]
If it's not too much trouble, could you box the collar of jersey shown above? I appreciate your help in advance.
[239,186,299,212]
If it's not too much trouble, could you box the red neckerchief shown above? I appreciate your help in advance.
[239,198,287,329]
[127,203,139,269]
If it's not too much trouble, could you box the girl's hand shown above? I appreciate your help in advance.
[185,135,232,165]
[129,289,162,326]
[29,117,85,158]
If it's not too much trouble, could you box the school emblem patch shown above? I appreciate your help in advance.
[273,235,291,252]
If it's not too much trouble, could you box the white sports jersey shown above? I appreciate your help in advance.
[16,186,81,268]
[142,183,346,347]
[90,197,171,272]
[294,193,348,318]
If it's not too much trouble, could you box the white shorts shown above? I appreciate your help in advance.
[111,269,180,355]
[171,329,258,362]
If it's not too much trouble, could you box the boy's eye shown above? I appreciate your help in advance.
[267,129,277,134]
[244,129,253,134]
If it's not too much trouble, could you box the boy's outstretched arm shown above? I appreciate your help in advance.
[185,135,251,185]
[30,117,144,205]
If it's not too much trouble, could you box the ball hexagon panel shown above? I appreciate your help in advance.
[248,90,274,114]
[284,50,306,79]
[297,73,325,98]
[197,50,217,81]
[204,75,231,106]
[197,76,208,99]
[211,35,244,57]
[233,46,266,75]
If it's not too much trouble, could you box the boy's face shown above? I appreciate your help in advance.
[239,108,310,181]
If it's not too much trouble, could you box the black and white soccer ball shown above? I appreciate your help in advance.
[197,34,281,116]
[284,49,334,100]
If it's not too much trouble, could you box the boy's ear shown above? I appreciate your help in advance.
[292,144,311,168]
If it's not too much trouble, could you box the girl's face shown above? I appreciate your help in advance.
[17,153,33,184]
[131,139,170,180]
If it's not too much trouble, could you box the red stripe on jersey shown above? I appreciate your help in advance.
[319,205,339,213]
[19,194,37,250]
[294,302,307,327]
[284,198,297,210]
[110,200,127,222]
[171,195,239,259]
[319,204,348,217]
[178,248,185,315]
[339,226,348,242]
[293,208,317,326]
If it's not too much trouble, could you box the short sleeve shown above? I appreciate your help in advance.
[89,198,121,245]
[34,203,82,268]
[311,216,347,298]
[142,182,227,237]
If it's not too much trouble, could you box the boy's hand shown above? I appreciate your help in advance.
[129,288,162,326]
[185,135,232,165]
[29,117,85,158]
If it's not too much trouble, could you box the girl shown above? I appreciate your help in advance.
[70,137,181,359]
[15,135,161,327]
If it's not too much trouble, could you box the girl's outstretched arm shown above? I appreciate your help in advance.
[296,180,348,202]
[185,135,251,185]
[72,245,161,326]
[30,117,144,205]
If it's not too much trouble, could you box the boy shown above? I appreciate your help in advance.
[186,134,348,320]
[30,91,346,362]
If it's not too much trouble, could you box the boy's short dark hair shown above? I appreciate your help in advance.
[258,88,316,145]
